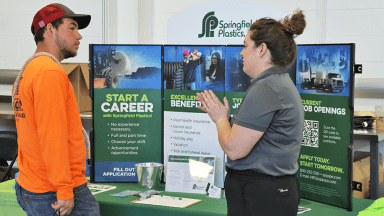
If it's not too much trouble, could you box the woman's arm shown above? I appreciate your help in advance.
[216,120,264,160]
[196,90,263,160]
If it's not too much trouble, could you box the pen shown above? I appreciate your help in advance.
[161,195,182,200]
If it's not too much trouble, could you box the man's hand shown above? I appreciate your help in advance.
[51,198,74,215]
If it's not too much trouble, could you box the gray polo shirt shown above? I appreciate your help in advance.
[226,66,304,176]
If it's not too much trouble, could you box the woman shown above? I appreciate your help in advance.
[196,10,306,216]
[206,52,224,83]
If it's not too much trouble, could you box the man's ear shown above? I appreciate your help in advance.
[45,23,55,38]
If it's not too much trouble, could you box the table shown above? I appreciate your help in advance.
[354,128,384,200]
[95,182,376,216]
[0,179,375,216]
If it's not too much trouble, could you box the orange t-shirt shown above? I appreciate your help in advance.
[13,56,88,200]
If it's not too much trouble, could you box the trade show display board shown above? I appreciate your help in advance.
[163,45,226,188]
[89,43,356,211]
[90,45,163,182]
[296,44,355,210]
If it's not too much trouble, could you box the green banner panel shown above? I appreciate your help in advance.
[225,92,245,115]
[164,89,224,113]
[298,93,350,207]
[163,45,226,188]
[90,45,162,182]
[296,44,354,210]
[94,88,162,162]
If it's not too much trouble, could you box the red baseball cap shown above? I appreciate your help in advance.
[31,3,91,35]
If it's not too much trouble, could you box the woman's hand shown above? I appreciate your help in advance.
[196,90,230,123]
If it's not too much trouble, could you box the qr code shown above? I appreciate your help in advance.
[302,120,319,148]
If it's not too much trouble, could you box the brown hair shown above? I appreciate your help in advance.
[249,9,306,68]
[31,18,64,45]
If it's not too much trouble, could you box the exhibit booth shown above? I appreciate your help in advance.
[1,1,382,216]
[87,1,365,213]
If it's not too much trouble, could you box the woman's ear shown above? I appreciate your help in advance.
[259,43,268,58]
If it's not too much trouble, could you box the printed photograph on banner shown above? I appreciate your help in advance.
[225,46,252,93]
[296,44,351,97]
[164,45,225,91]
[92,45,162,89]
[224,46,251,114]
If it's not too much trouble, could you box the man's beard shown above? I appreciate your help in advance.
[56,38,77,59]
[61,47,76,59]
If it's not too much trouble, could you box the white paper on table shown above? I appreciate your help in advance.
[297,206,311,214]
[88,183,117,195]
[132,195,202,208]
[165,154,215,194]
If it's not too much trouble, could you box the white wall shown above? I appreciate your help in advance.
[1,0,384,112]
[0,0,151,69]
[151,0,384,80]
[0,0,103,69]
[325,0,384,79]
[152,0,321,44]
[2,0,384,78]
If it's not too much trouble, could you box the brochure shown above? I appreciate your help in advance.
[165,154,215,194]
[297,206,311,214]
[88,183,117,195]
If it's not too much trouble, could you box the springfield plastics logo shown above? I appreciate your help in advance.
[198,11,218,38]
[198,11,254,38]
[192,184,206,190]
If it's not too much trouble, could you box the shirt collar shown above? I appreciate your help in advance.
[250,66,287,84]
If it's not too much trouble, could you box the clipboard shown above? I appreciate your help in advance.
[131,195,202,208]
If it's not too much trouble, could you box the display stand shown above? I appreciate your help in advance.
[88,44,359,211]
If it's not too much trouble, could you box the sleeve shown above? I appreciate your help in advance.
[233,83,282,132]
[33,69,74,200]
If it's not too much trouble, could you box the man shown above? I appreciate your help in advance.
[13,3,100,215]
[183,49,202,90]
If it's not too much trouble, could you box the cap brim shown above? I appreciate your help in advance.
[64,14,91,30]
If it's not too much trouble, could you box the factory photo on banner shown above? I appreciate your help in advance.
[296,44,354,209]
[225,45,252,114]
[91,44,163,182]
[163,45,226,189]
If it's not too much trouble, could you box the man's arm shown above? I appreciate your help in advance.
[33,70,74,200]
